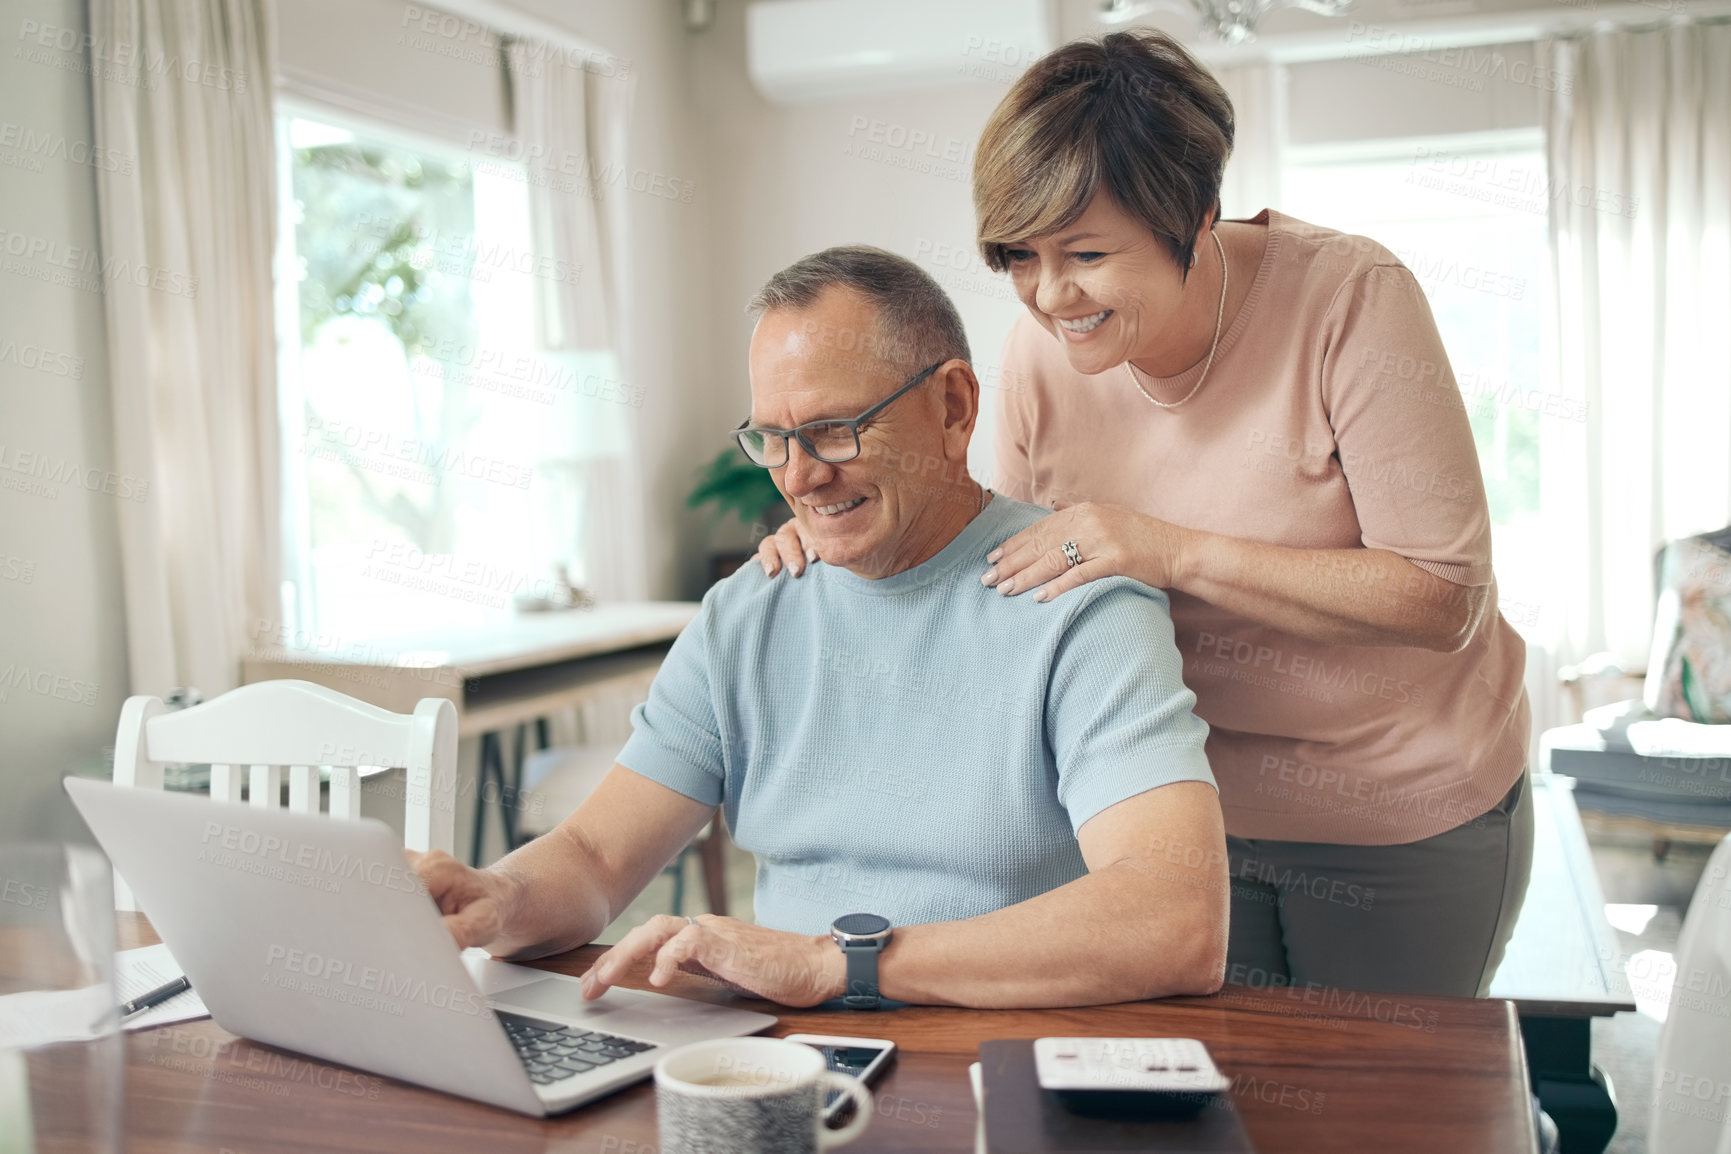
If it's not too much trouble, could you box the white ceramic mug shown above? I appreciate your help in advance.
[654,1036,872,1154]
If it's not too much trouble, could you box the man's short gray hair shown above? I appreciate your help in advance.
[746,245,972,373]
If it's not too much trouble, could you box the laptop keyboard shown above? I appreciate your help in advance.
[496,1010,659,1086]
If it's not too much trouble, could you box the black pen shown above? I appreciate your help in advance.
[120,975,191,1018]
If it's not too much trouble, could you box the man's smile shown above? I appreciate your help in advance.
[810,496,868,517]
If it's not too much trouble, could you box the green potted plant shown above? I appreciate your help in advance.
[687,448,791,583]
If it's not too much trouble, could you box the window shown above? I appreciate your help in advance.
[275,112,624,641]
[1283,132,1557,630]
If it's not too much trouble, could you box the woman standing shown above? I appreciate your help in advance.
[761,30,1532,999]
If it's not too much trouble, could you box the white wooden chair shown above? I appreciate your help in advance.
[516,673,729,916]
[110,679,457,910]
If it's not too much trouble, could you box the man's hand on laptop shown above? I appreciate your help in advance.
[405,849,524,951]
[580,915,843,1008]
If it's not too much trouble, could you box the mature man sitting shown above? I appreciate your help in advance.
[412,246,1226,1009]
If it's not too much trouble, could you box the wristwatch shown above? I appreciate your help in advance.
[830,913,893,1009]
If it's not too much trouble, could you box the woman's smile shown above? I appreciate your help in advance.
[1055,309,1113,335]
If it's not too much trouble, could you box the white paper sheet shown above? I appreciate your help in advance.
[971,1060,985,1154]
[0,985,111,1049]
[0,1050,36,1152]
[117,943,208,1032]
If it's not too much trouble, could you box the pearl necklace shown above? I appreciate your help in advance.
[1126,229,1228,411]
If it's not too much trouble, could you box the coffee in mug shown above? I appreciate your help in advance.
[654,1036,871,1153]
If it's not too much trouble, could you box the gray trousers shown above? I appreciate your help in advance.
[1225,768,1534,998]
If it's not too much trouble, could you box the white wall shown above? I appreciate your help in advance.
[0,0,131,842]
[276,0,511,143]
[687,0,1030,497]
[1286,42,1542,146]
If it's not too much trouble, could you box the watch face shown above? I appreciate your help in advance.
[832,912,891,939]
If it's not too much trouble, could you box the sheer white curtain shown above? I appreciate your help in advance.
[503,38,627,352]
[505,39,616,352]
[91,0,280,698]
[502,38,647,601]
[1542,20,1731,672]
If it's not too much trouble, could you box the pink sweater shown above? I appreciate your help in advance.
[995,210,1529,846]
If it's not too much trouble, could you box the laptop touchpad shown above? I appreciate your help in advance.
[490,976,625,1019]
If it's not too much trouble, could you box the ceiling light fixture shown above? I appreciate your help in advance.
[1098,0,1353,45]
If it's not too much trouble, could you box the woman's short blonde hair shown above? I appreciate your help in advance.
[974,30,1235,277]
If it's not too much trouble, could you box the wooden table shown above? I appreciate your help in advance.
[243,603,699,725]
[243,603,699,865]
[22,914,1541,1153]
[1489,774,1635,1154]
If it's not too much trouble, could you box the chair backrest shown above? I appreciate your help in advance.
[574,667,656,748]
[1649,832,1731,1154]
[110,679,457,910]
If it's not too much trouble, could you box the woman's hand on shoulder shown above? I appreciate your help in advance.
[980,502,1195,601]
[756,518,816,577]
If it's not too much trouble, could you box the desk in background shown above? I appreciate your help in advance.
[243,602,699,865]
[1489,773,1636,1154]
[41,913,1544,1154]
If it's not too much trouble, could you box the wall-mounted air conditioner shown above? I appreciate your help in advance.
[746,0,1055,104]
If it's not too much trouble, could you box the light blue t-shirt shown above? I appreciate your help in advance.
[617,495,1213,935]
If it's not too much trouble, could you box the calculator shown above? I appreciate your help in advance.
[1032,1037,1230,1118]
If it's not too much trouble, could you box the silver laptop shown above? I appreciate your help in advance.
[65,777,775,1116]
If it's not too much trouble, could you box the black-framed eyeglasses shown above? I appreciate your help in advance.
[734,361,944,468]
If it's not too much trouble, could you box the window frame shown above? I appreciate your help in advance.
[272,98,536,641]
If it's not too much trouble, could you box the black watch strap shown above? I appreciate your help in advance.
[841,940,882,1009]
